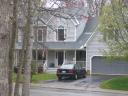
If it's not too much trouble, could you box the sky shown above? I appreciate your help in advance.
[43,0,88,8]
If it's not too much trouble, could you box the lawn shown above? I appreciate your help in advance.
[100,76,128,91]
[32,73,57,83]
[13,73,57,83]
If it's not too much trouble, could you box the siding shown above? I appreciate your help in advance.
[86,32,109,71]
[46,17,76,42]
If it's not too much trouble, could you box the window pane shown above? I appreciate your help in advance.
[58,29,64,41]
[38,50,43,60]
[38,30,43,41]
[32,50,36,60]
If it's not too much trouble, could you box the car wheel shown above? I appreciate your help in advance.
[58,77,62,81]
[74,74,78,80]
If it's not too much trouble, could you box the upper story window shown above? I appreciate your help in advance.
[37,29,43,42]
[57,25,65,41]
[37,26,47,42]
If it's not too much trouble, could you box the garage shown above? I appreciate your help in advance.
[92,56,128,75]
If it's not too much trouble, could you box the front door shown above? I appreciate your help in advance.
[57,51,64,66]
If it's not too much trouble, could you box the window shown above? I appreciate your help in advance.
[57,26,65,41]
[37,29,43,42]
[32,50,36,60]
[37,50,43,60]
[36,26,47,42]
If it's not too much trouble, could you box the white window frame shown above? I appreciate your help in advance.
[56,26,66,41]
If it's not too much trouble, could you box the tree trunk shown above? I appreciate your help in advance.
[22,0,33,96]
[8,0,18,96]
[0,0,12,96]
[14,31,26,96]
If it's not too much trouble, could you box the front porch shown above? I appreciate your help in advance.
[47,50,86,68]
[14,49,86,71]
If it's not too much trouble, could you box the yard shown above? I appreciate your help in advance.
[13,73,57,83]
[100,76,128,91]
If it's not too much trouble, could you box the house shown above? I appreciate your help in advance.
[15,4,96,71]
[15,2,128,75]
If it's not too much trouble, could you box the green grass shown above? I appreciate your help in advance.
[13,73,57,83]
[100,76,128,91]
[31,73,57,83]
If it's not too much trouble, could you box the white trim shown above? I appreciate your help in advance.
[64,50,66,64]
[84,25,99,47]
[75,27,77,41]
[46,51,48,69]
[71,19,77,26]
[90,56,93,74]
[74,50,76,64]
[74,16,80,25]
[85,31,97,47]
[71,16,80,26]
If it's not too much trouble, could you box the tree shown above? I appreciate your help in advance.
[8,0,18,96]
[99,0,128,59]
[0,0,12,96]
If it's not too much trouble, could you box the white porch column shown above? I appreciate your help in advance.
[46,50,48,69]
[74,50,76,64]
[64,50,66,64]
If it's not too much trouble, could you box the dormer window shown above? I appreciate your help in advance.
[57,25,65,41]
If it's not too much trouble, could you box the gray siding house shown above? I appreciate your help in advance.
[15,5,128,75]
[15,5,97,71]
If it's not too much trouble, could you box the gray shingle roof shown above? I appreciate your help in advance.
[43,16,98,50]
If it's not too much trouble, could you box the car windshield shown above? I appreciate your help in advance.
[60,64,74,69]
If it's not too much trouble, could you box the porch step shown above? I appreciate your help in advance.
[46,68,57,73]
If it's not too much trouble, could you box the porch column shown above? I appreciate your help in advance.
[64,50,66,64]
[74,50,76,64]
[46,50,48,69]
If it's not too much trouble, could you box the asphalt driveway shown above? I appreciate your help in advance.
[74,75,120,88]
[34,75,121,90]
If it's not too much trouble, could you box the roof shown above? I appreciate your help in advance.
[16,15,98,50]
[43,16,98,50]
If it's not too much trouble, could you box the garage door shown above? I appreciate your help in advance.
[92,56,128,75]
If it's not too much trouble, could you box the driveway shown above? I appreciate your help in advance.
[31,87,128,96]
[75,75,120,88]
[31,75,120,90]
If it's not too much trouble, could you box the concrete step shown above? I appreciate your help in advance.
[46,68,57,73]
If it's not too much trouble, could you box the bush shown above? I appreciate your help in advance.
[14,66,24,74]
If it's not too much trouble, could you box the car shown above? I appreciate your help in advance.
[56,63,86,80]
